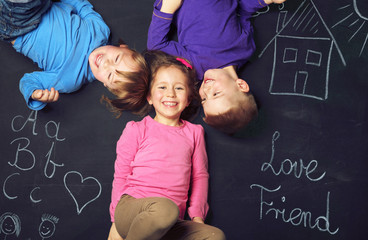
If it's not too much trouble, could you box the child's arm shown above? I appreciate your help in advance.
[61,0,108,27]
[109,122,139,223]
[160,0,182,14]
[60,0,109,39]
[19,71,60,110]
[31,88,59,103]
[264,0,287,4]
[187,126,209,221]
[239,0,287,18]
[239,0,268,21]
[147,0,191,61]
[237,0,283,55]
[60,0,96,18]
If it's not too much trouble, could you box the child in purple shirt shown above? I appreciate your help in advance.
[147,0,286,134]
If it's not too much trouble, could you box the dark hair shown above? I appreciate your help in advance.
[203,92,258,134]
[143,50,200,121]
[101,49,150,117]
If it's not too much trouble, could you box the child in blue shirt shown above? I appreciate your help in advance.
[1,0,149,111]
[147,0,286,134]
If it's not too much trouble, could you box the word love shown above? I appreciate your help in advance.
[9,111,65,178]
[261,131,326,182]
[250,184,339,235]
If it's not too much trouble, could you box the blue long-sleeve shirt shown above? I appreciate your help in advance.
[147,0,267,80]
[13,0,110,110]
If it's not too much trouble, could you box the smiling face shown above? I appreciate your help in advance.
[39,220,55,239]
[199,68,249,116]
[89,45,138,89]
[147,66,190,126]
[1,216,16,235]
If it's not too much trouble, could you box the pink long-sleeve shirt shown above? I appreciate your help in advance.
[109,116,209,222]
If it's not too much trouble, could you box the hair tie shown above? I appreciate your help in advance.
[176,57,192,69]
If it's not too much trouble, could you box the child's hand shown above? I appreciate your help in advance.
[264,0,286,4]
[31,88,59,103]
[161,0,182,14]
[107,223,124,240]
[192,217,204,224]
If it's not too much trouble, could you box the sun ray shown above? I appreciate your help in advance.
[332,12,354,28]
[349,21,365,42]
[359,33,368,56]
[337,4,351,11]
[349,18,360,27]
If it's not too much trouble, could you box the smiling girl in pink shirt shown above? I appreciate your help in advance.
[107,50,225,240]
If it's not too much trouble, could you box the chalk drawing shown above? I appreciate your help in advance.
[63,171,102,215]
[2,173,20,200]
[261,131,326,182]
[44,142,65,179]
[253,2,285,18]
[259,0,347,101]
[250,130,338,235]
[0,212,21,239]
[11,111,38,136]
[250,184,339,235]
[30,187,42,204]
[39,214,58,240]
[333,0,368,56]
[9,137,36,171]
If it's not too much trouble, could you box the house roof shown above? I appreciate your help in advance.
[277,0,330,39]
[259,0,346,65]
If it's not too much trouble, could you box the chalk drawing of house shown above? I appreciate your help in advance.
[259,0,346,101]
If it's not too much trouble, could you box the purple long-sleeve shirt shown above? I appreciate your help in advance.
[147,0,267,80]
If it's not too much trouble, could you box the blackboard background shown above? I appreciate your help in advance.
[1,0,367,239]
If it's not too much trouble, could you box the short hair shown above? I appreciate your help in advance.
[203,92,258,134]
[144,50,200,121]
[101,49,150,117]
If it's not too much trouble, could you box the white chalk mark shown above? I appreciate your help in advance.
[349,21,365,42]
[332,12,354,28]
[2,173,20,200]
[30,187,42,203]
[63,171,102,215]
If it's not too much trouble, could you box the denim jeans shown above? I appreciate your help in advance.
[0,0,51,42]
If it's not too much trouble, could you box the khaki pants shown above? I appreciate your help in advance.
[115,194,226,240]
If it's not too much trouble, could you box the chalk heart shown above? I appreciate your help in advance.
[64,171,102,215]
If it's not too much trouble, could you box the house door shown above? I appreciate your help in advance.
[294,71,308,94]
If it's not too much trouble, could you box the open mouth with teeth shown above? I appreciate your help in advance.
[163,101,178,106]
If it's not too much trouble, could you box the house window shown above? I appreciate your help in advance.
[283,48,298,63]
[306,50,322,66]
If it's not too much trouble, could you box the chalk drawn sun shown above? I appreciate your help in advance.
[333,0,368,56]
